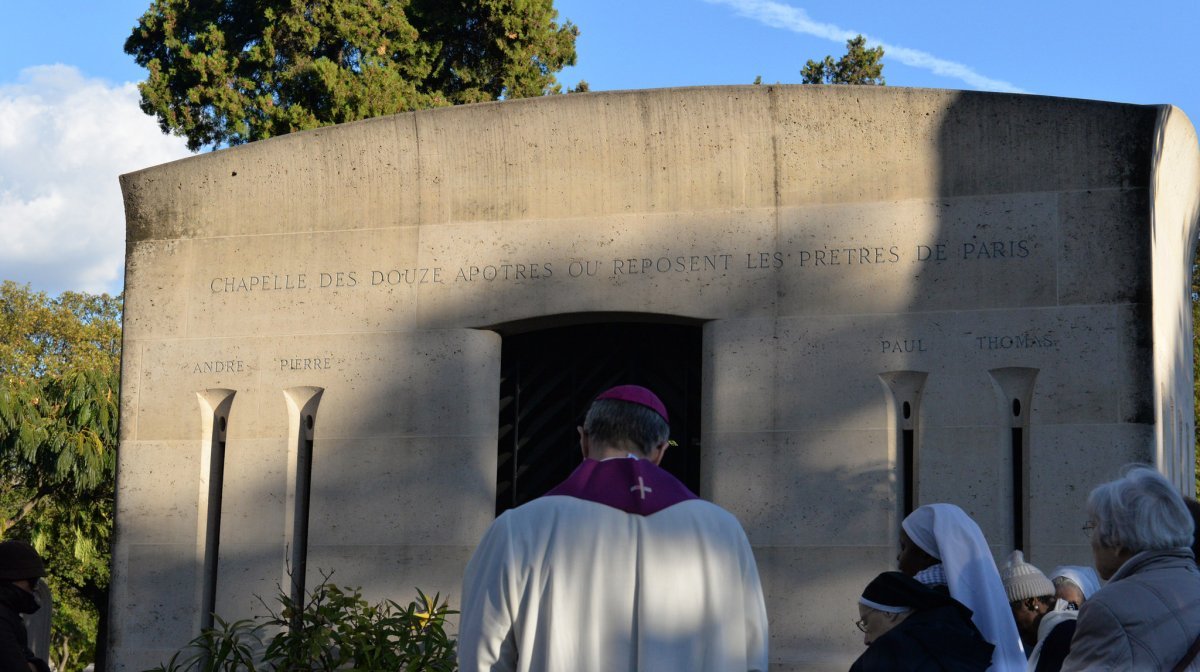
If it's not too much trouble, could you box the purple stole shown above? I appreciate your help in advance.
[544,458,698,516]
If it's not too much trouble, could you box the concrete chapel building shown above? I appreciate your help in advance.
[113,86,1200,669]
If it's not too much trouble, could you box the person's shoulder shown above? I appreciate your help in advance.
[0,604,26,643]
[898,608,994,670]
[654,500,755,541]
[1073,588,1126,634]
[515,494,607,513]
[852,628,931,672]
[0,602,21,626]
[660,498,743,522]
[1046,617,1077,644]
[1113,549,1200,584]
[497,495,614,528]
[471,498,585,557]
[1094,557,1200,605]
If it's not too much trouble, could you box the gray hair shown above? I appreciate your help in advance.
[1088,466,1194,552]
[1051,576,1079,590]
[582,398,669,455]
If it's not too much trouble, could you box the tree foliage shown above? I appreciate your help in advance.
[0,281,121,672]
[125,0,580,150]
[801,35,885,85]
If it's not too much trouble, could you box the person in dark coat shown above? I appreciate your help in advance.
[851,571,994,672]
[0,540,51,672]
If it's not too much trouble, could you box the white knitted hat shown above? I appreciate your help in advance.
[1000,550,1055,602]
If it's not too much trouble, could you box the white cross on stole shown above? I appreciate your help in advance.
[630,476,653,499]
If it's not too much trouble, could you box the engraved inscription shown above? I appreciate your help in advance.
[280,357,333,371]
[450,264,550,282]
[191,360,246,374]
[798,246,900,267]
[612,254,733,275]
[374,268,445,285]
[962,240,1030,260]
[210,274,308,292]
[203,237,1039,293]
[881,339,927,354]
[320,272,358,287]
[916,244,947,261]
[975,332,1056,350]
[745,252,784,269]
[916,239,1032,263]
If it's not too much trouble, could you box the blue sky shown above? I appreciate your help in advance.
[2,0,1197,295]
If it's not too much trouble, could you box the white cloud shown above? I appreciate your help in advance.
[0,65,193,296]
[705,0,1025,93]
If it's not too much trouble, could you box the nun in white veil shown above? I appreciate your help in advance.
[1048,565,1101,608]
[900,503,1026,672]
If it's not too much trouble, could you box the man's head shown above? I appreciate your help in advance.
[1000,550,1056,647]
[578,385,670,462]
[0,539,45,593]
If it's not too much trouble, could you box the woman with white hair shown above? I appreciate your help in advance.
[1061,466,1200,671]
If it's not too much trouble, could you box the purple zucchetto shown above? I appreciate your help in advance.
[594,385,669,423]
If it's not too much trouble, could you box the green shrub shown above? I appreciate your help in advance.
[147,576,457,671]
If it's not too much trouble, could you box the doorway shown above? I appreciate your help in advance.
[496,321,702,515]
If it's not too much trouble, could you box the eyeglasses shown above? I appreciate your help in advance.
[1082,520,1097,538]
[854,617,868,633]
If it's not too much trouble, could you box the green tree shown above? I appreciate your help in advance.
[125,0,580,151]
[0,281,121,672]
[801,34,885,85]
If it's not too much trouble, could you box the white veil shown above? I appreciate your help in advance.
[1049,565,1102,599]
[902,503,1026,671]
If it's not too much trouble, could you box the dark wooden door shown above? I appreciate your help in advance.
[496,322,702,515]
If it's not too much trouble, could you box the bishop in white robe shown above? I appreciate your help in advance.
[458,385,768,672]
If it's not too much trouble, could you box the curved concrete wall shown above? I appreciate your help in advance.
[115,86,1200,670]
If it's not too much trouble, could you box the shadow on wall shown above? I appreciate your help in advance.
[925,93,1158,563]
[758,90,1164,668]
